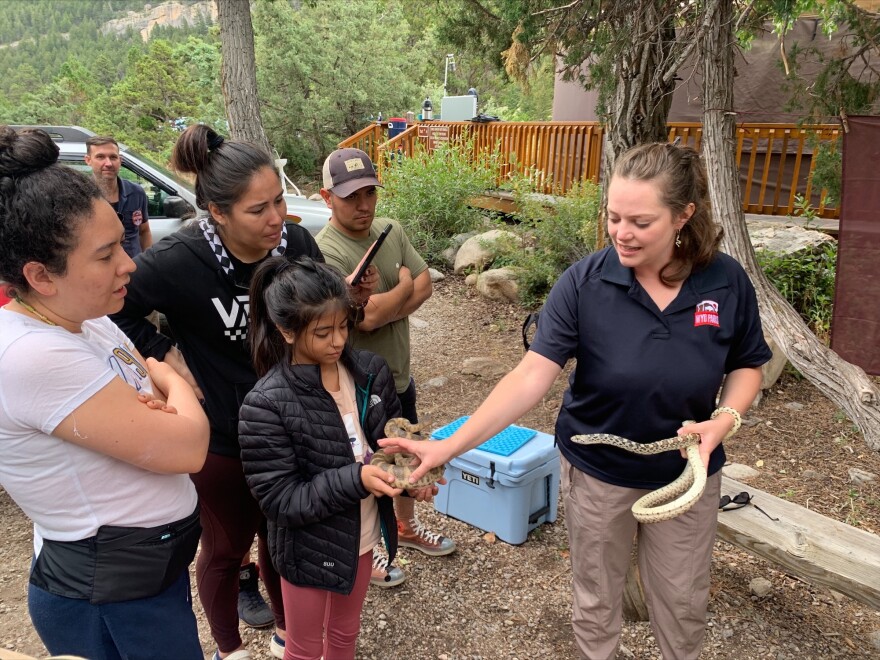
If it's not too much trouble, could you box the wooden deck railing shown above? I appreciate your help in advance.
[339,121,840,218]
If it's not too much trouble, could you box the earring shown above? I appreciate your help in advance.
[675,230,682,248]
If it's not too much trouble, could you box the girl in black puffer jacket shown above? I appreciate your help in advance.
[239,257,402,660]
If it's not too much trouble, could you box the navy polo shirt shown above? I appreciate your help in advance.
[530,246,772,489]
[116,177,149,258]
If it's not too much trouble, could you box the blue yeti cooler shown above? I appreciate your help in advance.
[431,420,560,545]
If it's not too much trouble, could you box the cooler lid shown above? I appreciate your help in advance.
[431,427,557,478]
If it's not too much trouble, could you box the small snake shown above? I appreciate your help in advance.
[370,418,446,489]
[570,422,705,523]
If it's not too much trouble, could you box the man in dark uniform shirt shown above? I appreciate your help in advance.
[85,136,152,257]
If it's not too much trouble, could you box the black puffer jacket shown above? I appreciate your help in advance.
[239,348,400,594]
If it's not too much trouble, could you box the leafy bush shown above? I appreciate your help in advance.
[377,139,500,263]
[495,179,602,307]
[757,241,837,342]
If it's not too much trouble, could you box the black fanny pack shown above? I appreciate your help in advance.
[30,505,201,604]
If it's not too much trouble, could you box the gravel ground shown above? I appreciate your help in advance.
[1,276,879,659]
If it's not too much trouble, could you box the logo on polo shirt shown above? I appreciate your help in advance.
[132,209,143,226]
[694,300,720,327]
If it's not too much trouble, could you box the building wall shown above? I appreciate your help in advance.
[552,18,877,123]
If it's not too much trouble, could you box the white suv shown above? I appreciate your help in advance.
[14,125,330,240]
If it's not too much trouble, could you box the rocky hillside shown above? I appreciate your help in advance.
[100,0,215,41]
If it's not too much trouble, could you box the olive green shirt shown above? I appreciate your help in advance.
[316,218,428,393]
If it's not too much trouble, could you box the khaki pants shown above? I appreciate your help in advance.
[561,456,721,660]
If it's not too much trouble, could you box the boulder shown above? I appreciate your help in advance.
[476,268,520,303]
[722,463,761,481]
[442,231,481,267]
[760,334,788,390]
[453,229,520,275]
[461,357,508,379]
[747,221,835,256]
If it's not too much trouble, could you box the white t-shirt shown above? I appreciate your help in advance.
[0,310,198,553]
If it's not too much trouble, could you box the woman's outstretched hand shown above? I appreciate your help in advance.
[378,436,451,485]
[676,418,727,469]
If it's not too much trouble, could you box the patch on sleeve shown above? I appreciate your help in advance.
[694,300,720,327]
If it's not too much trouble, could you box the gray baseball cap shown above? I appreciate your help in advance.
[321,148,383,197]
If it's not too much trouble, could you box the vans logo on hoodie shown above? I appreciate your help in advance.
[212,295,250,341]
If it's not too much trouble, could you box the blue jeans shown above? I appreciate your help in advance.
[28,568,203,660]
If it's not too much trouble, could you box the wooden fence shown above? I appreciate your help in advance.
[339,121,841,218]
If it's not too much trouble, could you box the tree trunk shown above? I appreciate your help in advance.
[622,554,650,621]
[700,0,880,448]
[600,5,677,183]
[217,0,272,156]
[607,5,695,622]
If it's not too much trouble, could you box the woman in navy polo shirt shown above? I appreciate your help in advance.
[381,142,771,660]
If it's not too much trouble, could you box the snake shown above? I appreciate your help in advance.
[570,422,705,523]
[370,418,446,489]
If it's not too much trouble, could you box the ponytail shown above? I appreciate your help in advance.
[249,257,294,377]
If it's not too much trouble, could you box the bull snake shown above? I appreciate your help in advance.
[370,418,446,489]
[571,422,705,523]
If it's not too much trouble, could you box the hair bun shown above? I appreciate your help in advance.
[0,126,60,179]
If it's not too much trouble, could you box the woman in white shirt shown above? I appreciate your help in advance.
[0,126,209,660]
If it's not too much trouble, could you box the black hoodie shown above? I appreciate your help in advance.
[111,221,323,457]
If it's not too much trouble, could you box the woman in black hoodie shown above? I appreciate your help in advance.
[111,125,375,660]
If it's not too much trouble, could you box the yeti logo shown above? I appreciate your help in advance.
[212,295,250,341]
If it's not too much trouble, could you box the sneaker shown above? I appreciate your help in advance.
[212,650,252,660]
[397,518,456,556]
[370,548,406,588]
[237,562,274,629]
[269,633,285,659]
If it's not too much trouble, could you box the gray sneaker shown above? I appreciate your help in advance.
[237,562,274,628]
[370,548,406,588]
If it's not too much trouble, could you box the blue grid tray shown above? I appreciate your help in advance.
[431,416,537,457]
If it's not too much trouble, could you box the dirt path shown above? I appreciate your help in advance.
[1,276,879,659]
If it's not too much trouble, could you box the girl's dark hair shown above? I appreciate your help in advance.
[249,256,354,377]
[0,126,102,294]
[171,124,275,221]
[612,142,722,285]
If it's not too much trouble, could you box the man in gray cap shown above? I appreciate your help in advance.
[316,148,456,589]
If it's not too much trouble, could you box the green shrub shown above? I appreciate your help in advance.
[496,179,602,307]
[377,139,500,264]
[757,241,837,342]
